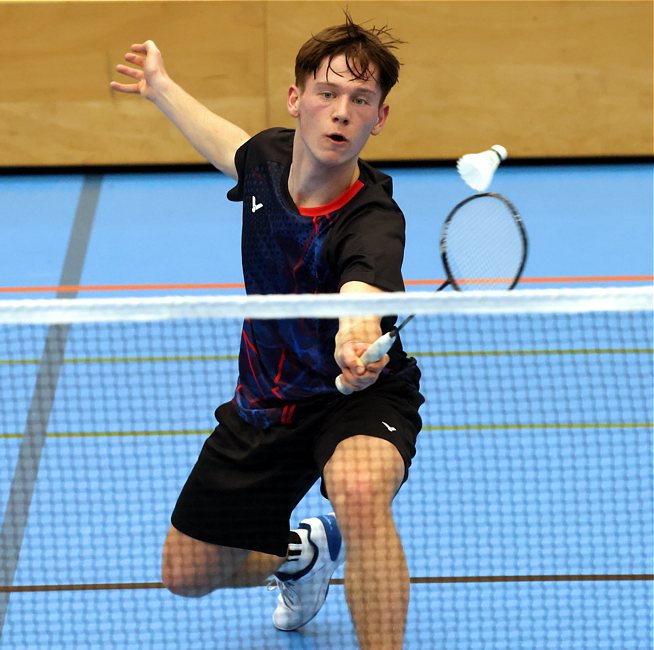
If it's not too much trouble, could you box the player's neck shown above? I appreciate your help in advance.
[288,146,360,209]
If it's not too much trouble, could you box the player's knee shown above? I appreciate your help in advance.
[326,458,400,519]
[161,565,213,598]
[161,530,227,597]
[329,474,392,526]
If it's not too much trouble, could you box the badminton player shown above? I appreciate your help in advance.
[111,13,423,650]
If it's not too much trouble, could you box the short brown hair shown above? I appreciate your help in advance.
[294,12,403,103]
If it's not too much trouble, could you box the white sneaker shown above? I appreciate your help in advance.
[271,513,345,631]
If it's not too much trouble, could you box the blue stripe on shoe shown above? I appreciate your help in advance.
[316,514,342,562]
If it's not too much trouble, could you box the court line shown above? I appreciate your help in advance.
[0,275,652,293]
[411,348,654,357]
[2,347,650,439]
[409,276,654,286]
[1,354,238,365]
[0,175,101,634]
[1,423,652,440]
[406,575,654,584]
[423,423,653,432]
[2,574,652,593]
[2,347,651,366]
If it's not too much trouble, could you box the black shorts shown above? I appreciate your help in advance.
[171,373,424,556]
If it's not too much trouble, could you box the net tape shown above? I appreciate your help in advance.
[0,287,651,324]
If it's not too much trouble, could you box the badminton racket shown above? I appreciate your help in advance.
[335,192,528,394]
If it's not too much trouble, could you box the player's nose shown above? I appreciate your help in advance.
[331,97,350,124]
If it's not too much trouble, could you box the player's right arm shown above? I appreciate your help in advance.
[334,281,390,393]
[110,40,249,181]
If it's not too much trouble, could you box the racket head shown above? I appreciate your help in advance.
[440,193,528,291]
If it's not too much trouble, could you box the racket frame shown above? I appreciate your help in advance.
[440,192,528,291]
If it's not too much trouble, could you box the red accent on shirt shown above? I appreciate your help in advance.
[298,180,364,217]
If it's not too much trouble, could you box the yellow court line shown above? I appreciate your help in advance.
[424,423,654,432]
[0,430,207,440]
[0,354,238,365]
[1,348,652,366]
[409,348,654,357]
[61,355,237,363]
[47,430,208,439]
[1,423,652,440]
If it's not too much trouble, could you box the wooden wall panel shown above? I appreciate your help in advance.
[266,1,653,160]
[0,1,651,167]
[0,1,268,166]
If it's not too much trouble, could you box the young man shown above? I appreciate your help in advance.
[111,15,423,650]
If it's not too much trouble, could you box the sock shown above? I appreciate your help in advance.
[276,528,314,577]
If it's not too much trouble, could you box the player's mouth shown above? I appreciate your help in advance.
[326,132,348,144]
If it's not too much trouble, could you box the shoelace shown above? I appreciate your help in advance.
[267,577,300,608]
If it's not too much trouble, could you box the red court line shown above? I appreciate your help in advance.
[0,276,651,294]
[0,282,245,294]
[405,275,653,286]
[511,275,653,285]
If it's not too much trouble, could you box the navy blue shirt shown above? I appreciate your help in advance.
[227,127,415,427]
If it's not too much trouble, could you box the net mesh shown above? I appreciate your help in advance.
[1,288,652,649]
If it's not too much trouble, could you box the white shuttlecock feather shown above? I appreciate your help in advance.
[457,145,508,192]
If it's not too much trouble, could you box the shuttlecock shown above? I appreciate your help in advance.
[457,145,508,192]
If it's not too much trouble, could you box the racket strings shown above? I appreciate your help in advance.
[443,197,525,290]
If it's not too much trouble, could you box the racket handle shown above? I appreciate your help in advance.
[335,331,396,395]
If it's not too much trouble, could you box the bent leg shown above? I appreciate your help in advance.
[162,525,285,597]
[323,435,409,650]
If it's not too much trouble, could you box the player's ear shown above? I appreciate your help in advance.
[370,103,390,136]
[287,85,301,118]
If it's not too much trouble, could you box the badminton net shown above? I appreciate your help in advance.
[0,287,652,649]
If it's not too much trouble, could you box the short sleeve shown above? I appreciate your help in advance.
[226,138,251,202]
[331,207,406,292]
[226,128,294,203]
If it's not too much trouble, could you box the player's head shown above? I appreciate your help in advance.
[294,12,402,104]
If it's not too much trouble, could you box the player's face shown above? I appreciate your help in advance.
[288,54,390,168]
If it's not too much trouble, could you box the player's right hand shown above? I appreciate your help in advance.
[110,40,168,100]
[334,341,389,393]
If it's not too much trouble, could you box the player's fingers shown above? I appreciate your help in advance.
[124,53,146,67]
[115,64,143,79]
[363,353,389,372]
[341,364,378,390]
[336,373,355,394]
[354,342,378,375]
[339,365,358,383]
[109,81,141,94]
[349,376,377,392]
[337,345,365,375]
[340,365,368,387]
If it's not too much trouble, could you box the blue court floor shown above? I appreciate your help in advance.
[0,162,652,649]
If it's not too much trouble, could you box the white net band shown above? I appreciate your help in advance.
[0,287,651,324]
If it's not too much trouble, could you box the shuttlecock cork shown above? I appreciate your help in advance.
[457,145,508,192]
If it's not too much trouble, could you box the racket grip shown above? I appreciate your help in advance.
[335,332,396,395]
